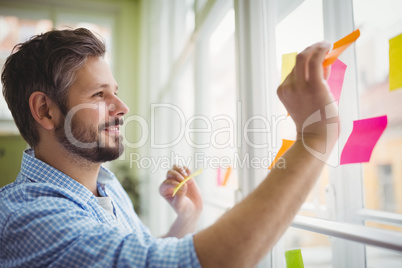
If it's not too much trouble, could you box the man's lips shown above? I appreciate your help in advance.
[101,118,124,134]
[103,125,120,134]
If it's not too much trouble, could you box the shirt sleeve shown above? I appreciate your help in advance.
[1,198,201,268]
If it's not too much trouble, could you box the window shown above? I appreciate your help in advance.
[0,15,52,120]
[275,0,402,267]
[201,7,238,225]
[377,164,395,212]
[139,0,402,266]
[275,0,332,221]
[139,1,238,232]
[353,0,402,229]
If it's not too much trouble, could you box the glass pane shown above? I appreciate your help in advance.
[185,0,195,39]
[170,56,195,167]
[201,8,237,224]
[366,245,402,267]
[0,16,52,120]
[176,57,195,119]
[353,0,402,224]
[195,0,208,13]
[283,227,332,268]
[275,0,329,219]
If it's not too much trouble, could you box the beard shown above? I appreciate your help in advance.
[54,114,124,163]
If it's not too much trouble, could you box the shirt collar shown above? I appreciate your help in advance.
[20,149,115,202]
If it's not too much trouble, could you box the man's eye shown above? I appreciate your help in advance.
[93,92,103,97]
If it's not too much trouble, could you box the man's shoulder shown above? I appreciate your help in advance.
[0,178,87,220]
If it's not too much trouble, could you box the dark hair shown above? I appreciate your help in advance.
[1,28,106,148]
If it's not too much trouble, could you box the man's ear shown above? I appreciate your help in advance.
[29,91,59,130]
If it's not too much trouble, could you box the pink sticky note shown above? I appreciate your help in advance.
[340,116,388,165]
[327,59,347,105]
[217,167,222,186]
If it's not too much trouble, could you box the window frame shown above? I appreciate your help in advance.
[232,0,402,266]
[140,0,402,266]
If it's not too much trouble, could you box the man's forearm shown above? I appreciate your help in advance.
[193,41,337,267]
[163,214,200,238]
[193,139,332,267]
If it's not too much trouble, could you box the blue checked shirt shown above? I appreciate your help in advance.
[0,149,201,267]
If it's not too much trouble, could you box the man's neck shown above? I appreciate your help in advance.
[34,141,101,197]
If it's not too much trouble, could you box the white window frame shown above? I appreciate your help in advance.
[214,0,402,266]
[141,0,402,266]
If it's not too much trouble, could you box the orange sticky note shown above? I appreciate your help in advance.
[268,139,295,169]
[222,166,232,186]
[323,29,360,67]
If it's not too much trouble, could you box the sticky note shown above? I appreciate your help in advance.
[172,168,203,196]
[268,139,295,169]
[222,166,232,186]
[323,29,360,67]
[217,167,222,186]
[340,116,387,165]
[285,249,304,268]
[389,33,402,91]
[327,59,347,105]
[281,52,297,83]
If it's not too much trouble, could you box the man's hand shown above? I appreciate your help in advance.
[159,165,203,238]
[278,41,339,150]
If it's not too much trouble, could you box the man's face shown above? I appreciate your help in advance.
[54,56,129,163]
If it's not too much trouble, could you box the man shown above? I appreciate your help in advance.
[0,28,338,267]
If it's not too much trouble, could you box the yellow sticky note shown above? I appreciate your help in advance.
[281,52,297,83]
[172,169,203,196]
[268,139,295,170]
[389,33,402,91]
[285,249,304,268]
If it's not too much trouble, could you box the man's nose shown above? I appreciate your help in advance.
[109,95,129,117]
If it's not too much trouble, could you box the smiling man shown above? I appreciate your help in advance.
[30,55,129,195]
[0,28,338,267]
[54,56,126,163]
[0,28,202,267]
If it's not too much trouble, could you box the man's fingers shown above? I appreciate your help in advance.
[173,165,189,177]
[159,178,187,197]
[167,169,185,182]
[324,65,331,81]
[293,44,314,82]
[184,166,191,176]
[308,42,331,84]
[293,42,331,85]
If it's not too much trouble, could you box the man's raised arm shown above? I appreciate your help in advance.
[193,41,339,267]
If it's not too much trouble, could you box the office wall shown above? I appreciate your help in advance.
[0,0,142,189]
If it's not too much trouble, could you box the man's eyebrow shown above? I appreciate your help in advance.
[87,83,119,92]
